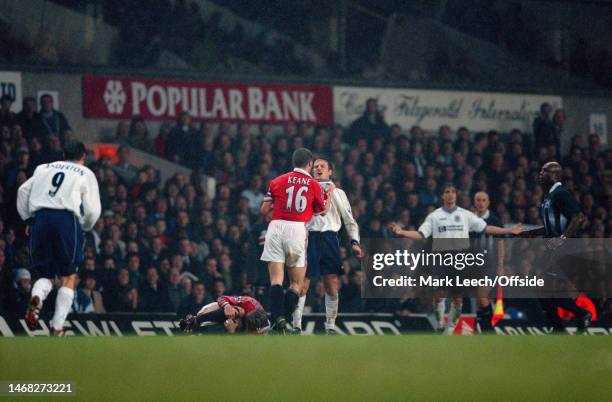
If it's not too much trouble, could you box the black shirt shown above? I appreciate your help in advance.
[540,183,579,238]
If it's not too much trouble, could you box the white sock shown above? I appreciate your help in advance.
[434,299,446,329]
[448,301,463,328]
[51,287,74,331]
[324,293,339,330]
[31,278,53,309]
[293,295,306,330]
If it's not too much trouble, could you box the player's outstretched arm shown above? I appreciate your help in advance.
[518,226,545,237]
[485,224,523,236]
[388,223,424,240]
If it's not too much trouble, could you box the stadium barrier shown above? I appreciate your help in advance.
[1,313,610,336]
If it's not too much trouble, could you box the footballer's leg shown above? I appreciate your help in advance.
[268,261,287,331]
[446,294,463,335]
[433,290,447,332]
[50,274,77,334]
[26,277,54,330]
[293,276,310,330]
[284,263,305,334]
[323,274,340,334]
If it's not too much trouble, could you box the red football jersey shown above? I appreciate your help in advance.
[217,295,263,314]
[266,168,325,222]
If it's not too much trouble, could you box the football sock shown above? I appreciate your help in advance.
[270,285,284,322]
[196,308,227,324]
[448,301,463,327]
[51,287,74,331]
[284,288,300,323]
[31,278,53,309]
[477,303,493,331]
[293,295,306,330]
[324,293,339,330]
[434,299,446,328]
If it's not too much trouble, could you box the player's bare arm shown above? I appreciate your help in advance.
[260,195,273,215]
[388,223,424,240]
[485,224,523,236]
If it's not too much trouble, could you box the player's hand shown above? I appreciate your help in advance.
[352,244,364,258]
[224,318,239,333]
[387,223,402,235]
[263,195,273,204]
[509,224,523,236]
[223,304,237,319]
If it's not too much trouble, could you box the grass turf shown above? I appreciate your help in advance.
[1,336,611,402]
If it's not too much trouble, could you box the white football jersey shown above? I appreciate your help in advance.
[306,182,360,242]
[17,161,101,231]
[418,206,486,250]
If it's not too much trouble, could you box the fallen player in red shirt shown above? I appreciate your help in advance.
[179,295,270,334]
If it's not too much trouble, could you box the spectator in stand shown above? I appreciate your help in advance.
[73,273,106,314]
[166,267,188,312]
[114,145,138,185]
[38,94,71,144]
[154,122,171,159]
[166,112,196,164]
[0,94,15,128]
[129,117,153,153]
[346,98,390,145]
[139,266,173,312]
[114,121,130,146]
[178,280,210,316]
[16,97,42,141]
[105,268,138,312]
[5,268,31,315]
[532,103,557,157]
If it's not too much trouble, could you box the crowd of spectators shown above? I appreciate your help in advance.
[0,93,610,320]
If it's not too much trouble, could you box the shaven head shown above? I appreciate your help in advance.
[292,148,314,170]
[538,161,562,187]
[473,191,490,216]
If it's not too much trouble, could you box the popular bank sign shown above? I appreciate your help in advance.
[82,75,333,124]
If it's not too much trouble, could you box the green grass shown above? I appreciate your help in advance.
[1,336,611,402]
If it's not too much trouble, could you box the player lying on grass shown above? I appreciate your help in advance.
[179,295,270,334]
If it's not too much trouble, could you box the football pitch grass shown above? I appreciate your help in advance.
[1,336,611,402]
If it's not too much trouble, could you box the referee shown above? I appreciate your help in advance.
[389,183,522,333]
[520,161,591,332]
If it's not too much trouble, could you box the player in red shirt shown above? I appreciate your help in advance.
[179,295,269,334]
[260,148,334,333]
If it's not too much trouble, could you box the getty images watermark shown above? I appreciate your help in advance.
[361,238,611,299]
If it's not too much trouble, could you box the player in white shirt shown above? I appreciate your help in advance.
[293,157,364,333]
[17,141,101,334]
[389,183,521,333]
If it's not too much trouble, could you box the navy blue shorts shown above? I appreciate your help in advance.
[30,209,84,278]
[306,231,344,279]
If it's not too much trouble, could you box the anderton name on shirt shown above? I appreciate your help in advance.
[48,162,85,176]
[287,176,312,185]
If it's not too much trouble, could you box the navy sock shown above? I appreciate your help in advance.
[284,288,300,323]
[270,285,284,322]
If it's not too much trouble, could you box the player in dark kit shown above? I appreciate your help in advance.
[179,295,270,334]
[520,161,591,332]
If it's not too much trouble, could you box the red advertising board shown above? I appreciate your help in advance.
[82,75,333,124]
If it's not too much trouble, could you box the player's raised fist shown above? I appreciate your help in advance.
[387,222,401,235]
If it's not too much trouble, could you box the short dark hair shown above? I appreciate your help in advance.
[441,182,456,194]
[64,141,86,161]
[313,156,334,171]
[0,94,13,103]
[244,309,269,333]
[40,93,53,105]
[292,148,313,168]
